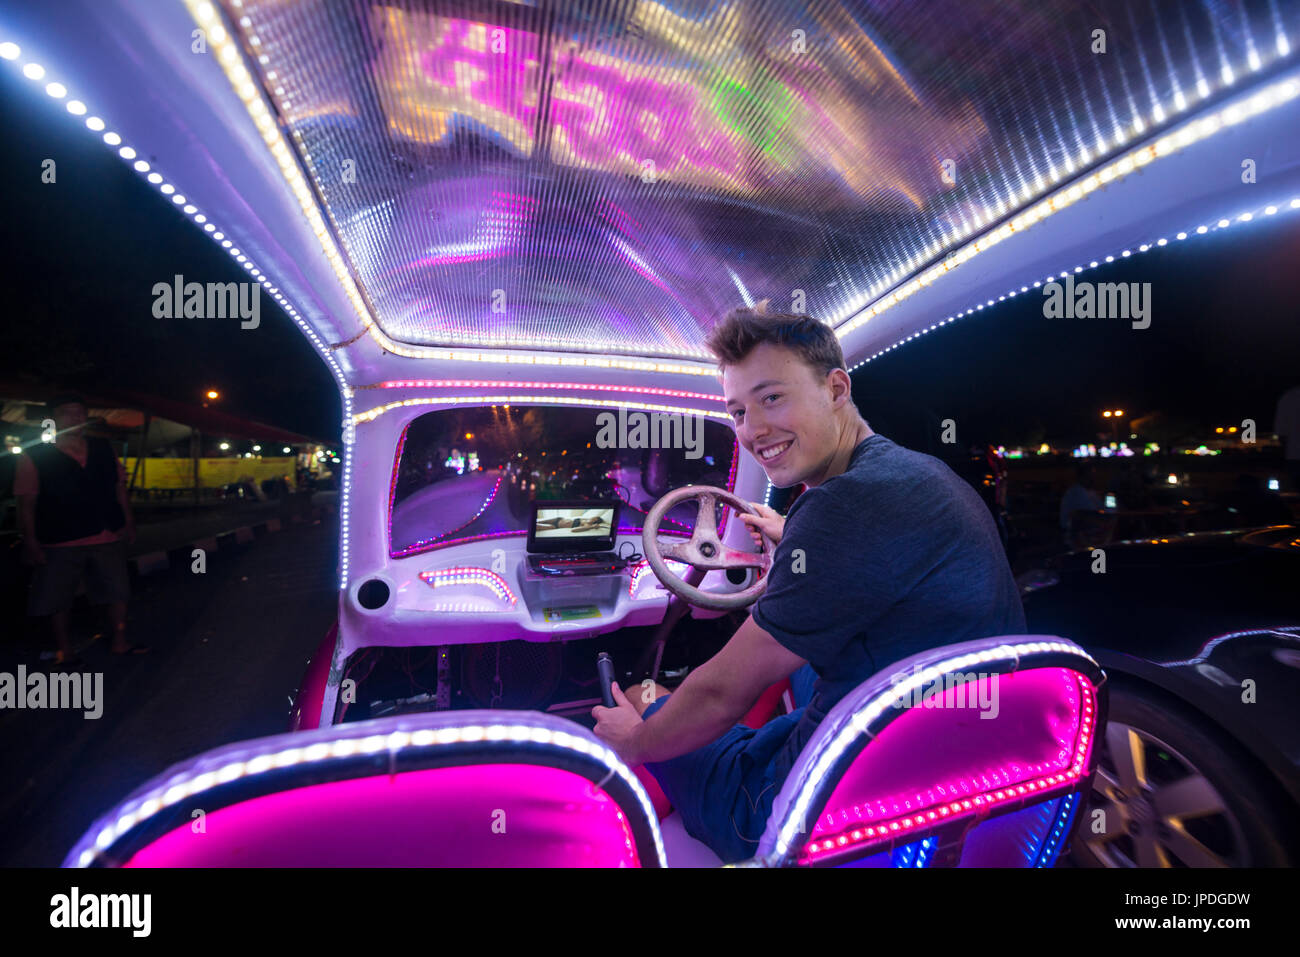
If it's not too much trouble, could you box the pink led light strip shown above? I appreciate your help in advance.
[798,673,1097,864]
[367,380,724,404]
[627,558,692,599]
[418,567,518,606]
[387,422,411,539]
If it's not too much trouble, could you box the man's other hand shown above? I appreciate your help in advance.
[591,683,646,766]
[739,502,784,548]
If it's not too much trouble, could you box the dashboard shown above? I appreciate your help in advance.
[374,533,743,644]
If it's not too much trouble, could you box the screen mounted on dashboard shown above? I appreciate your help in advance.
[527,500,619,553]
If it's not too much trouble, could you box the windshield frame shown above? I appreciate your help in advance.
[385,402,740,559]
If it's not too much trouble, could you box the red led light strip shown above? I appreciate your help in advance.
[798,674,1097,864]
[417,567,518,605]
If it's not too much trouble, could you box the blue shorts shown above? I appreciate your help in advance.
[642,664,817,864]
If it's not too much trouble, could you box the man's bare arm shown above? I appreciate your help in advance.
[631,614,806,764]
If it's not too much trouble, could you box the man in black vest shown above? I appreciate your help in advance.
[16,394,145,663]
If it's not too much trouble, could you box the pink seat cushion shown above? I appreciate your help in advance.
[742,678,793,729]
[635,676,794,822]
[632,764,674,820]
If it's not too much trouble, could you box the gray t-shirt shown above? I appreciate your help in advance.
[752,433,1026,785]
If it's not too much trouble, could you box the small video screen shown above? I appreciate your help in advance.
[533,506,614,539]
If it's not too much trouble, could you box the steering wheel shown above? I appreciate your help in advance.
[642,485,774,610]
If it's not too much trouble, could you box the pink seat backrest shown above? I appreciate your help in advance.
[66,711,665,868]
[757,636,1105,867]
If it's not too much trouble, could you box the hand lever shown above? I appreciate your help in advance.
[597,652,617,708]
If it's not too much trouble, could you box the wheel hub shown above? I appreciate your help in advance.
[1082,721,1246,868]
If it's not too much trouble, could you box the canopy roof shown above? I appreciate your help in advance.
[0,382,327,446]
[239,0,1295,360]
[4,1,1299,393]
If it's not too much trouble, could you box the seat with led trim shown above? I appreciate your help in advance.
[748,635,1106,868]
[64,710,665,868]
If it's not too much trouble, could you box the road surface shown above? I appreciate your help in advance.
[0,517,338,866]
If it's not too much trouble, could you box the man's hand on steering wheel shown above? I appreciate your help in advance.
[643,486,774,610]
[738,502,784,549]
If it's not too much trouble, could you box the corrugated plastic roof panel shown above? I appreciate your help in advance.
[218,0,1299,360]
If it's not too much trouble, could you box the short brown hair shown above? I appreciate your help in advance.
[705,302,846,378]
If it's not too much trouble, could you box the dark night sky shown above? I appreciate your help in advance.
[1,68,341,440]
[856,211,1300,451]
[3,64,1298,447]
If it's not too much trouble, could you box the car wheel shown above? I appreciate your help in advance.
[1071,687,1292,867]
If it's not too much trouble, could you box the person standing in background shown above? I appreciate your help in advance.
[1274,384,1300,493]
[15,394,147,664]
[1060,462,1103,546]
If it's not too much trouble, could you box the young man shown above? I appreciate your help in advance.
[15,394,146,662]
[592,308,1025,862]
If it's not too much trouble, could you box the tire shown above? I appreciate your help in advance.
[1071,684,1293,867]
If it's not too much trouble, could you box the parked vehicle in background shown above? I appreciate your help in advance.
[1020,525,1300,866]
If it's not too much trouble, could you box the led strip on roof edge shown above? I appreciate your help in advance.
[836,69,1300,345]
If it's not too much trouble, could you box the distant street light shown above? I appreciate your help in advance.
[219,442,230,451]
[1102,409,1126,442]
[206,390,219,400]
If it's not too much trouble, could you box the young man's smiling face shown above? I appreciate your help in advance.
[722,341,853,488]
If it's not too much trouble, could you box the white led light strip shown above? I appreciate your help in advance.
[850,193,1300,371]
[419,568,518,605]
[0,33,359,590]
[74,720,665,868]
[833,72,1300,346]
[772,640,1098,861]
